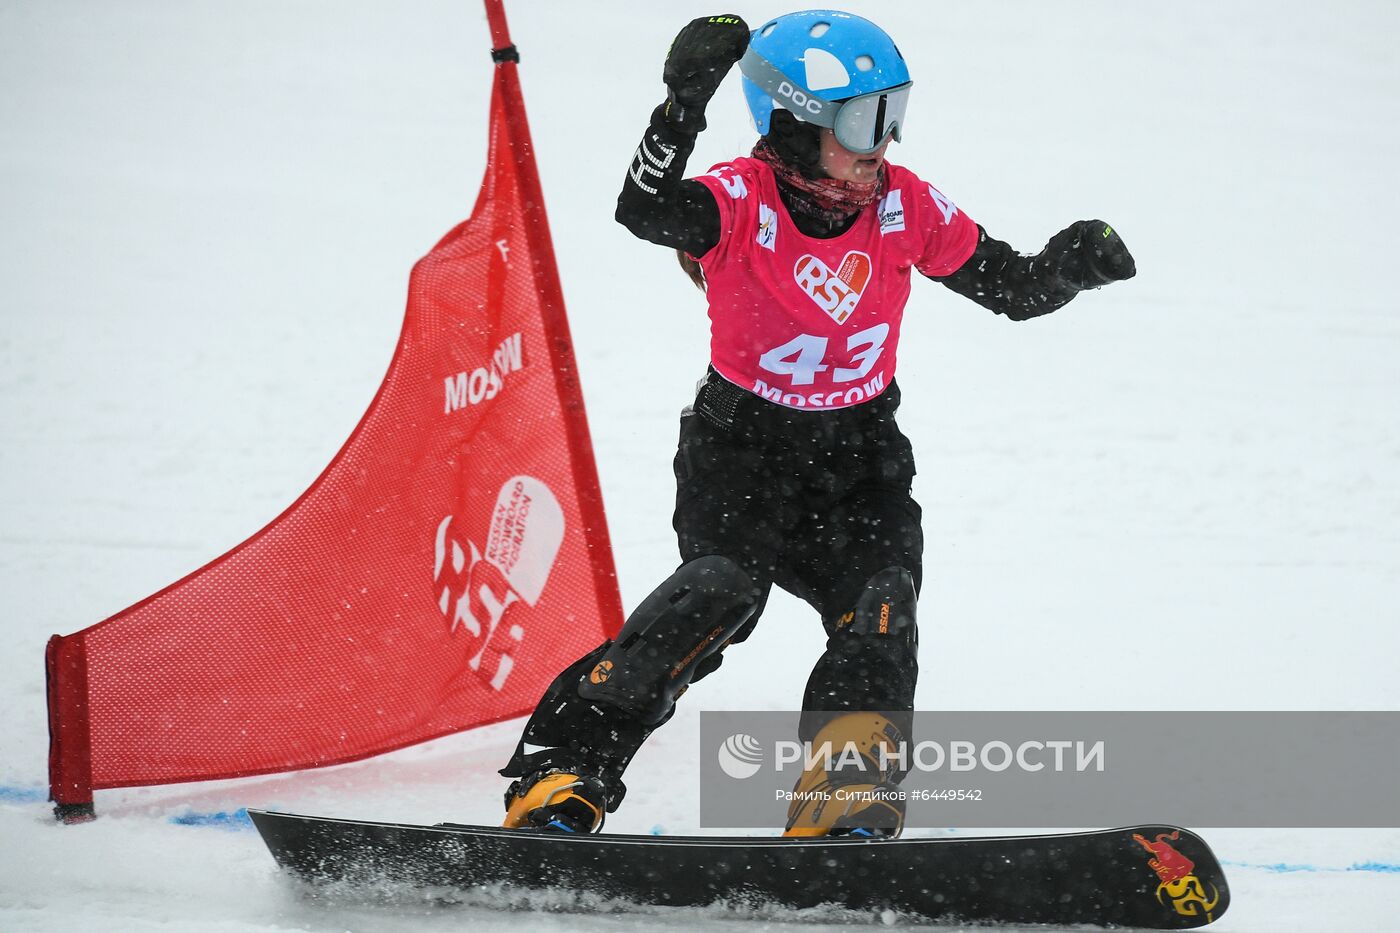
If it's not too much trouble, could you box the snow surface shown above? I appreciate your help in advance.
[2,0,1398,930]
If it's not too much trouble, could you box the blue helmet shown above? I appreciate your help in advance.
[739,10,912,154]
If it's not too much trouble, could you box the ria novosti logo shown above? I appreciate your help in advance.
[714,732,1107,778]
[717,733,765,779]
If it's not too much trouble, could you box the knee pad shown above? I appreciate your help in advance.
[577,555,759,724]
[802,566,920,741]
[840,566,918,652]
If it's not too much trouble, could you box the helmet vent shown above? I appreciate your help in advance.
[809,22,831,38]
[760,21,777,37]
[855,54,874,72]
[802,47,851,91]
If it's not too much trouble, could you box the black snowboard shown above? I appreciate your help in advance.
[249,809,1229,928]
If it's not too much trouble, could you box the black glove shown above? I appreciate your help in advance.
[1043,220,1137,291]
[661,14,749,133]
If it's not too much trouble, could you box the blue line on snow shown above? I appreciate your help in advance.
[1350,862,1400,874]
[0,786,48,803]
[0,787,255,829]
[168,808,254,830]
[1223,859,1400,874]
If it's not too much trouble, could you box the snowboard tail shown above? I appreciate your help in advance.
[249,809,1229,928]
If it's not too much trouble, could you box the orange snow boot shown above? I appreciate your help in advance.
[782,711,907,839]
[502,769,608,833]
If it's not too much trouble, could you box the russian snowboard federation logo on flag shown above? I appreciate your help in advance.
[793,250,872,324]
[434,476,564,691]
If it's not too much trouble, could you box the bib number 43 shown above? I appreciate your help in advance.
[758,323,889,386]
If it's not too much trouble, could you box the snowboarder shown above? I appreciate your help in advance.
[500,10,1136,837]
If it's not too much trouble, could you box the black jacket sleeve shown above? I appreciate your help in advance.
[935,225,1081,321]
[615,104,721,258]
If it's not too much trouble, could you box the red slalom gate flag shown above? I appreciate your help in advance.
[46,3,623,820]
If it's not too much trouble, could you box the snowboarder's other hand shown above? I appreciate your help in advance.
[1044,220,1137,290]
[662,15,749,132]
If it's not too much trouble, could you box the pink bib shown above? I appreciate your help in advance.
[692,158,977,411]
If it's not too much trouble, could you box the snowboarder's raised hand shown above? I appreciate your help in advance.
[661,14,750,132]
[1044,220,1137,291]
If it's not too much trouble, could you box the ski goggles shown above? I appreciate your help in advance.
[740,47,912,154]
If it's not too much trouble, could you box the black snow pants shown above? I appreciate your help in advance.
[500,370,923,805]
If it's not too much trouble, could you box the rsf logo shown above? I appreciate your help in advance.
[793,250,871,325]
[717,733,764,780]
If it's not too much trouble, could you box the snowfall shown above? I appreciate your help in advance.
[2,0,1397,930]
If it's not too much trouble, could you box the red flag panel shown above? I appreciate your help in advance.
[48,56,621,807]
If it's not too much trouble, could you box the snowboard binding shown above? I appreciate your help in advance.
[502,769,608,833]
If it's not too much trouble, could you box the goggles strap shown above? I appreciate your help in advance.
[739,48,838,128]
